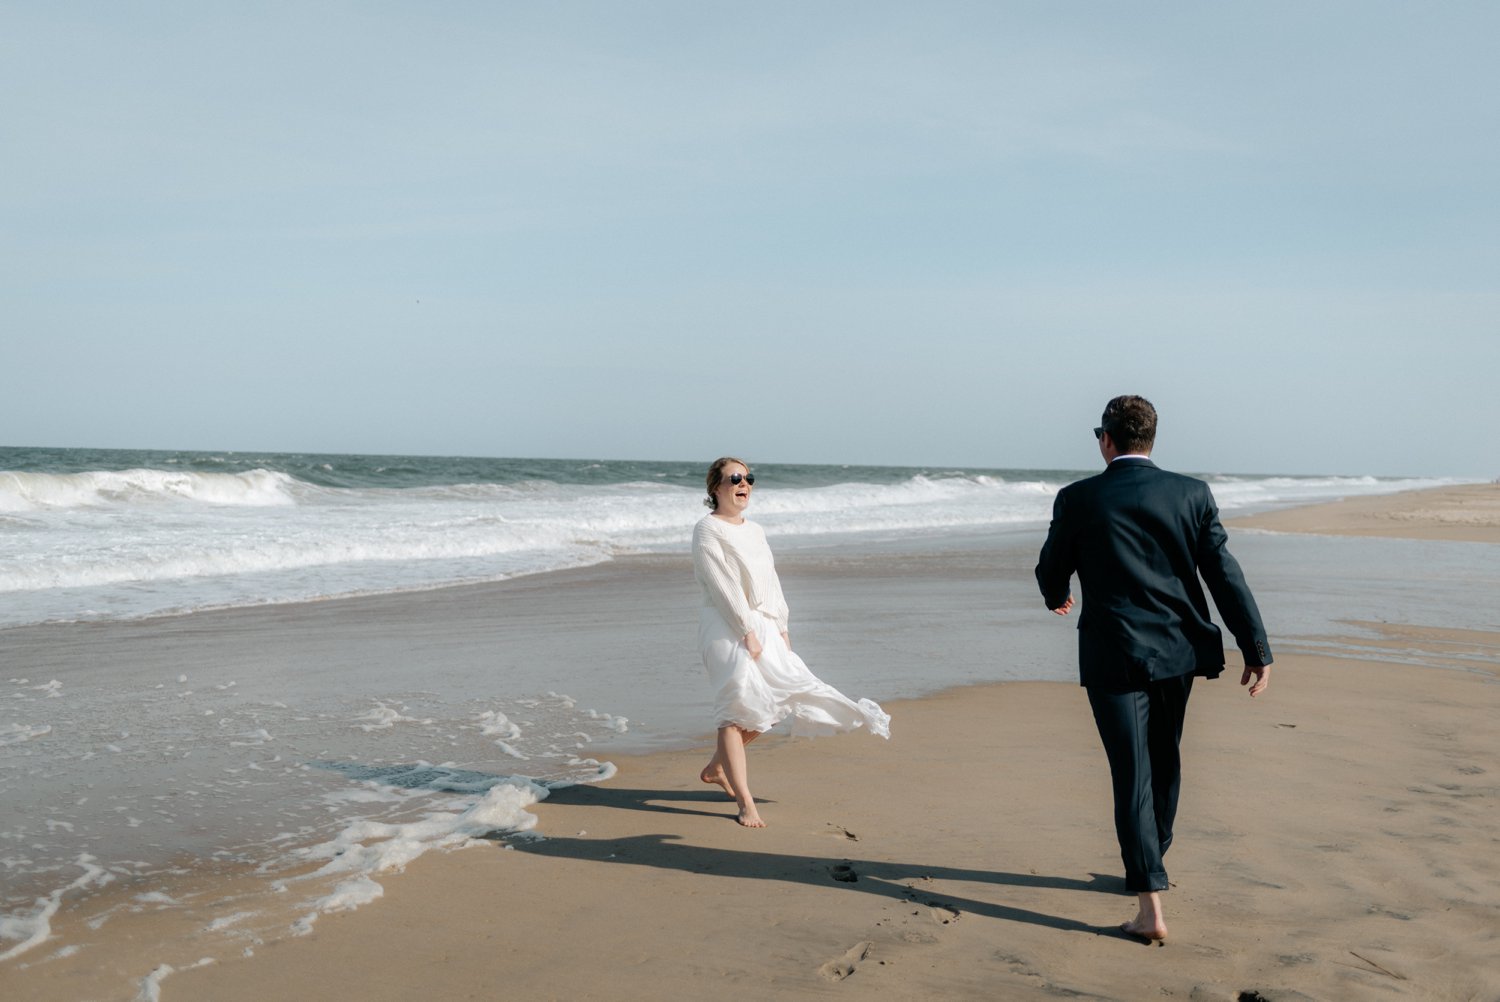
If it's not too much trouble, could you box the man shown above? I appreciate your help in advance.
[1035,394,1271,941]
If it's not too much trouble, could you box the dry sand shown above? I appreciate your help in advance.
[6,485,1498,1001]
[1232,482,1500,543]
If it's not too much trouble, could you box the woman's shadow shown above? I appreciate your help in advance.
[505,782,1128,937]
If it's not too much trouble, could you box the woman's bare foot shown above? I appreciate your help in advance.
[700,762,737,800]
[715,725,761,826]
[736,806,766,828]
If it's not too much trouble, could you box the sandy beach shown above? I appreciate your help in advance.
[1233,482,1500,543]
[5,485,1498,1001]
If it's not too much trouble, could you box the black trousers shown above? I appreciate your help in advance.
[1086,674,1194,893]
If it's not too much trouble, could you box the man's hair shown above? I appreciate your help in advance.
[1101,395,1157,454]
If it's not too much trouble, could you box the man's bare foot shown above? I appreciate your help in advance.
[736,807,766,828]
[1120,891,1167,941]
[700,762,736,800]
[1120,916,1168,942]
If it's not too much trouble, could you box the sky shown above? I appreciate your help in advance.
[4,2,1497,477]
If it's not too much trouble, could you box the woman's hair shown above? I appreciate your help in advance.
[704,456,749,510]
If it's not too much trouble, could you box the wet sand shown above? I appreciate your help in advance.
[5,486,1498,1001]
[24,638,1493,1002]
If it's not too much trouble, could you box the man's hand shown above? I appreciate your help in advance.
[1241,663,1270,697]
[1050,595,1075,616]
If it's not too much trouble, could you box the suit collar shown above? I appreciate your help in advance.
[1106,457,1157,472]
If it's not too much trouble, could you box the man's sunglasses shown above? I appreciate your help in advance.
[1093,426,1106,440]
[727,472,756,486]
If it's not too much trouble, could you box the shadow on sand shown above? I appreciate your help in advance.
[502,782,1129,938]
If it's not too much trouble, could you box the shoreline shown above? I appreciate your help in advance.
[10,637,1496,1001]
[4,483,1498,999]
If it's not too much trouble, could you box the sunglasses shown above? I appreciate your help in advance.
[727,472,756,486]
[1093,426,1106,440]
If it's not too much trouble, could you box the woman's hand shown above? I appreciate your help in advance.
[744,632,763,660]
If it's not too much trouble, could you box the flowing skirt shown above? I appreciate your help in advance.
[698,607,891,739]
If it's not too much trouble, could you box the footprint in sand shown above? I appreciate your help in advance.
[925,901,960,925]
[828,862,858,883]
[819,941,872,982]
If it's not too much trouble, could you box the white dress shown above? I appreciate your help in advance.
[692,514,890,739]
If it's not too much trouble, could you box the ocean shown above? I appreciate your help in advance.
[0,446,1465,629]
[0,446,1487,978]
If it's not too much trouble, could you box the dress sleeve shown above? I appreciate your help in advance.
[762,551,791,634]
[692,520,758,638]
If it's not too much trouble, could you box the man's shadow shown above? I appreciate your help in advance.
[508,783,1129,937]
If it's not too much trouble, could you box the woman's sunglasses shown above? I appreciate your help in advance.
[727,472,755,486]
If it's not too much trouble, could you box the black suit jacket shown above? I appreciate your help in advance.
[1035,458,1271,690]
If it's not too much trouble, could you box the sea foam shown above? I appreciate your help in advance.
[0,468,298,512]
[0,458,1477,629]
[0,855,111,962]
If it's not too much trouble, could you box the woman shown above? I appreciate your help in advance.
[692,456,890,827]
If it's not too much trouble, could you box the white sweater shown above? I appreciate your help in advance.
[691,515,791,638]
